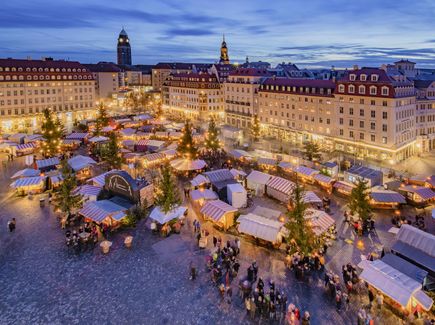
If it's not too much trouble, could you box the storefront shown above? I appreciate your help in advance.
[369,191,406,209]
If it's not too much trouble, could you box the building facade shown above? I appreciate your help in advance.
[152,63,211,92]
[0,58,96,133]
[84,62,122,99]
[162,72,224,123]
[224,68,271,130]
[414,80,435,152]
[117,29,132,66]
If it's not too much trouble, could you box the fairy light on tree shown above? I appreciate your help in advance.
[94,102,109,135]
[251,114,261,142]
[204,118,220,153]
[177,120,198,159]
[41,108,63,157]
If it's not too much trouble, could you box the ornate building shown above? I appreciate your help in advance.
[219,35,230,65]
[117,28,132,66]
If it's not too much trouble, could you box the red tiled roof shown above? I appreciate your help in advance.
[262,77,335,89]
[339,68,392,83]
[229,68,272,77]
[0,58,90,71]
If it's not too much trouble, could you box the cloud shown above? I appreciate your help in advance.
[164,28,216,37]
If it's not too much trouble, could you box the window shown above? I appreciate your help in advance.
[382,112,387,119]
[371,110,375,118]
[349,131,354,138]
[360,133,364,140]
[339,129,344,136]
[382,100,388,107]
[371,100,376,106]
[349,107,354,115]
[360,121,364,128]
[349,85,355,93]
[339,118,343,125]
[382,137,387,144]
[359,109,364,117]
[339,106,344,114]
[371,74,378,82]
[349,119,354,126]
[381,87,389,96]
[371,134,375,142]
[382,124,387,132]
[338,85,345,93]
[360,74,367,81]
[370,86,377,95]
[358,85,365,94]
[360,98,364,104]
[350,74,356,81]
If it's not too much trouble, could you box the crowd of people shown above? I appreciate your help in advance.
[65,222,98,254]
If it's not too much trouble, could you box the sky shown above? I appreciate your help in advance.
[1,0,435,68]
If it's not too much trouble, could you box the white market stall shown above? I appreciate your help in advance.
[170,158,206,172]
[359,259,433,314]
[190,189,218,210]
[149,206,187,224]
[11,168,40,179]
[89,135,109,144]
[79,200,127,227]
[302,191,322,205]
[238,213,285,246]
[10,176,46,194]
[304,209,336,237]
[74,184,102,202]
[68,155,97,172]
[200,199,237,230]
[227,183,247,209]
[190,174,210,188]
[247,170,272,196]
[266,176,295,203]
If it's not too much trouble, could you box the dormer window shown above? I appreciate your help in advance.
[359,85,366,94]
[348,85,355,93]
[338,84,345,93]
[349,74,356,81]
[371,74,378,82]
[381,86,389,96]
[360,74,367,81]
[370,86,377,95]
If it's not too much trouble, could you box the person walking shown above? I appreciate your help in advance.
[368,290,375,309]
[213,236,217,248]
[8,218,16,232]
[302,311,310,325]
[189,261,196,280]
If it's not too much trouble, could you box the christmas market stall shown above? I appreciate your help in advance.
[302,191,323,206]
[424,175,435,189]
[68,155,97,179]
[304,209,336,244]
[246,170,272,196]
[203,169,237,201]
[79,200,127,228]
[227,183,247,209]
[35,157,60,172]
[190,174,210,189]
[140,152,167,169]
[170,158,206,172]
[149,206,187,225]
[313,173,335,193]
[294,166,319,184]
[358,259,433,315]
[11,168,40,179]
[200,199,237,230]
[369,190,406,209]
[74,184,102,202]
[344,165,383,187]
[10,176,46,195]
[65,132,89,144]
[333,180,355,197]
[14,142,37,157]
[190,188,218,211]
[89,135,109,144]
[257,157,277,171]
[266,176,295,204]
[398,185,435,206]
[237,213,286,248]
[135,139,166,152]
[61,139,81,151]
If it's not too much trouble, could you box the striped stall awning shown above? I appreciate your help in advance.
[314,173,333,184]
[200,200,237,222]
[49,175,63,185]
[65,132,89,140]
[136,139,165,148]
[79,200,126,223]
[302,191,322,204]
[333,181,355,192]
[295,166,319,177]
[143,152,166,163]
[62,139,81,145]
[370,192,406,204]
[36,157,60,169]
[258,158,277,166]
[74,184,102,197]
[304,209,336,236]
[415,188,435,201]
[278,161,293,170]
[203,169,234,183]
[190,189,218,201]
[89,171,116,187]
[10,176,45,188]
[190,174,210,187]
[16,142,36,151]
[266,176,295,195]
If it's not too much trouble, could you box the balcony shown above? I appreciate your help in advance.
[224,109,252,117]
[225,100,251,106]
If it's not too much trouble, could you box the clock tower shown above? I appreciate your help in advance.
[117,28,132,66]
[219,34,230,65]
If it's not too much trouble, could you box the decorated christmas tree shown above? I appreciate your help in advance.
[41,108,63,157]
[100,132,122,169]
[154,163,181,214]
[251,114,261,142]
[94,102,109,135]
[349,178,372,222]
[177,120,198,159]
[204,118,221,153]
[53,160,82,217]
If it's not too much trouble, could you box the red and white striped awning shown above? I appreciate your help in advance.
[16,142,36,151]
[79,200,126,223]
[304,209,335,236]
[200,200,237,222]
[143,152,166,163]
[266,176,295,195]
[65,132,89,140]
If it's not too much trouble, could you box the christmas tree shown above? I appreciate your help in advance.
[204,118,221,153]
[100,132,123,169]
[177,120,198,159]
[251,114,261,142]
[349,178,372,222]
[53,160,82,217]
[154,163,181,214]
[285,182,320,256]
[41,108,63,157]
[94,102,109,135]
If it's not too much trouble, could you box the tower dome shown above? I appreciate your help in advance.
[117,28,132,65]
[219,34,230,65]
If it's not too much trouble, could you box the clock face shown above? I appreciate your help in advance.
[126,39,129,43]
[119,38,123,43]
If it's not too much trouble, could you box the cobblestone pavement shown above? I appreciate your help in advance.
[0,155,431,324]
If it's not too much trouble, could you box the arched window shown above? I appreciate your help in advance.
[338,84,345,93]
[381,86,389,96]
[360,74,367,81]
[370,86,377,95]
[348,85,355,93]
[359,85,366,94]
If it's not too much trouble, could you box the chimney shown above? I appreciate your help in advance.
[353,65,358,70]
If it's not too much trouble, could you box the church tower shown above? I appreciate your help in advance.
[117,28,132,66]
[219,34,230,64]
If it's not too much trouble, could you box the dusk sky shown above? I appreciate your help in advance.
[2,0,435,68]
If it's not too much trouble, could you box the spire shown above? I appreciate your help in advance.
[246,56,249,64]
[219,34,229,64]
[223,33,225,43]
